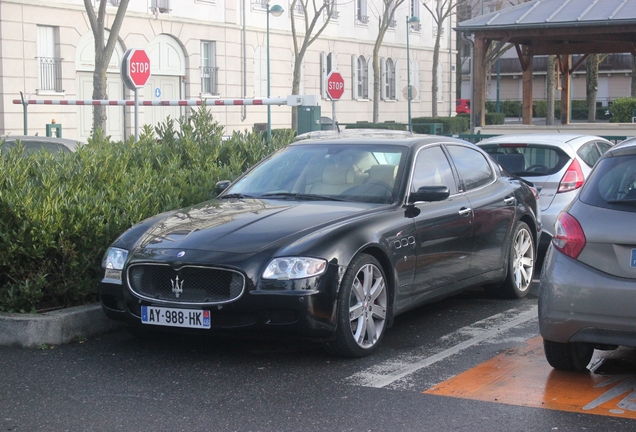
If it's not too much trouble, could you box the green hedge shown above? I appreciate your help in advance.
[412,116,469,134]
[0,106,294,312]
[485,113,505,125]
[608,97,636,123]
[345,121,408,131]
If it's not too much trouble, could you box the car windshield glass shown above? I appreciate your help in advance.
[226,143,407,204]
[481,144,569,176]
[580,154,636,213]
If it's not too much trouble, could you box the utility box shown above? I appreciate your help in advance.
[46,121,62,137]
[297,106,321,134]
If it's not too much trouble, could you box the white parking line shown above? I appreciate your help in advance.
[346,305,538,389]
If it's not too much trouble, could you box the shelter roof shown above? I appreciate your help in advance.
[457,0,636,32]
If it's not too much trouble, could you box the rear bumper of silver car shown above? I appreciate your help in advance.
[539,245,636,347]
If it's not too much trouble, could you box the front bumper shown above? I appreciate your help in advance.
[538,245,636,347]
[99,263,342,340]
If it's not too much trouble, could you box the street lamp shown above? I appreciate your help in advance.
[406,15,419,133]
[267,3,284,142]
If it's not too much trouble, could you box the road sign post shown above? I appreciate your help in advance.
[326,71,344,130]
[122,48,151,141]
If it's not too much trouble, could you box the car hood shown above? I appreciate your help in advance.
[134,198,378,254]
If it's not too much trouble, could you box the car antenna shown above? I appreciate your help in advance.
[335,121,341,133]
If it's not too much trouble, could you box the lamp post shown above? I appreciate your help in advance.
[406,15,419,133]
[267,3,284,142]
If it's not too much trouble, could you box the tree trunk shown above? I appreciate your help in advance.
[632,55,636,97]
[431,29,442,118]
[546,55,555,125]
[586,54,599,123]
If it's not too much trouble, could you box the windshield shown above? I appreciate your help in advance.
[226,143,407,204]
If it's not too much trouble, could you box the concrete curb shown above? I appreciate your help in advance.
[0,303,120,348]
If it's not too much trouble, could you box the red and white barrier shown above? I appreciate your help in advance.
[13,97,291,106]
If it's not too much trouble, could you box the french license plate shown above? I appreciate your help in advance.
[141,306,210,329]
[631,249,636,268]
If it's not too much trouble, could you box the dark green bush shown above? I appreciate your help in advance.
[0,106,292,312]
[412,116,469,134]
[485,113,505,125]
[345,122,407,131]
[608,97,636,123]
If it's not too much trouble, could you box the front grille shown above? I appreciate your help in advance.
[127,264,245,304]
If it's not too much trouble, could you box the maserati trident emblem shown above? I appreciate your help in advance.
[171,275,184,298]
[177,251,186,258]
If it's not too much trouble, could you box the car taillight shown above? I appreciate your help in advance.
[558,159,584,193]
[552,212,586,259]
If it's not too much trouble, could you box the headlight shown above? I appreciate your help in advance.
[102,247,128,270]
[262,257,327,280]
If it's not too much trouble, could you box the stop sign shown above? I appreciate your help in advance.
[122,48,151,90]
[326,71,345,100]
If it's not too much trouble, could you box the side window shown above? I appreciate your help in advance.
[447,145,495,191]
[597,141,613,156]
[577,142,601,168]
[411,146,457,195]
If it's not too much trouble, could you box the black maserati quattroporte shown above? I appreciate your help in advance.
[100,131,540,357]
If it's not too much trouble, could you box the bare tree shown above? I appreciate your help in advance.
[422,0,458,118]
[290,0,335,130]
[83,0,130,135]
[372,0,407,123]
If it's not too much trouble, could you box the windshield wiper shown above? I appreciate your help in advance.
[218,193,254,199]
[260,192,349,202]
[607,199,636,205]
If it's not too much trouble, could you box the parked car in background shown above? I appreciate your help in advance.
[539,137,636,371]
[477,134,613,250]
[0,135,80,156]
[456,99,470,115]
[99,130,540,357]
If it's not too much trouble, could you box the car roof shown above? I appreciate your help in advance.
[477,133,609,146]
[293,129,471,148]
[1,135,82,152]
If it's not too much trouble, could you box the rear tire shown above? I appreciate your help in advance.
[543,339,593,371]
[323,254,388,358]
[489,221,535,299]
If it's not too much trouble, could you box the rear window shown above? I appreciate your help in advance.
[480,144,569,176]
[580,153,636,213]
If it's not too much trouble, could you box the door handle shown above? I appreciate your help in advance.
[504,196,516,205]
[458,207,472,217]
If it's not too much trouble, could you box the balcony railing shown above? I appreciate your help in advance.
[201,66,219,95]
[358,14,369,24]
[38,57,63,92]
[388,19,397,28]
[252,0,267,10]
[293,2,305,14]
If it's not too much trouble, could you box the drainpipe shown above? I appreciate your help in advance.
[241,0,247,121]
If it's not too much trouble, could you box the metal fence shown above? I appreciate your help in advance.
[38,57,63,92]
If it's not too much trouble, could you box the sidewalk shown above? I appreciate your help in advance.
[0,303,119,348]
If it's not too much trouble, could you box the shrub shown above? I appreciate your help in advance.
[0,106,292,312]
[412,116,469,134]
[345,122,407,131]
[608,97,636,123]
[485,113,505,125]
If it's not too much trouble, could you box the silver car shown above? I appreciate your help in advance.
[539,137,636,371]
[1,135,80,156]
[478,134,613,249]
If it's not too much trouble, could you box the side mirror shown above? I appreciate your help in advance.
[408,185,450,204]
[214,180,231,195]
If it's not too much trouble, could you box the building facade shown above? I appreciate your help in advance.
[0,0,456,141]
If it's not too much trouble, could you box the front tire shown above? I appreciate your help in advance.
[543,339,593,371]
[324,254,388,358]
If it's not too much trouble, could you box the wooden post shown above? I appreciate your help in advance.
[559,55,571,125]
[473,36,487,129]
[522,47,534,125]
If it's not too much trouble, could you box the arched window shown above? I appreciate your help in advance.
[385,58,396,100]
[357,56,368,99]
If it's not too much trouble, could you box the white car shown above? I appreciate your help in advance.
[478,134,613,250]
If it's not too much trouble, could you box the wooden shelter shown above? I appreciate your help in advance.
[456,0,636,128]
